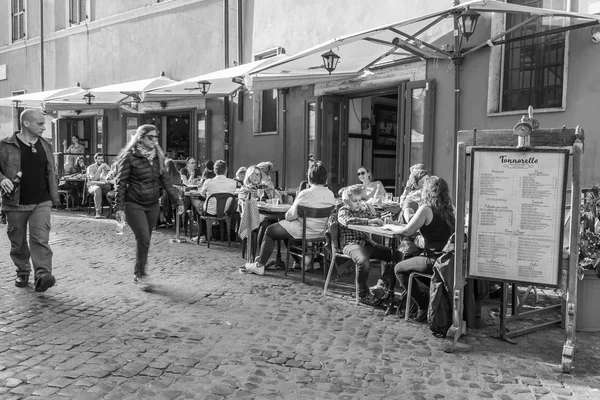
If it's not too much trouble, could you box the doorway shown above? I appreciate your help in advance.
[315,79,435,195]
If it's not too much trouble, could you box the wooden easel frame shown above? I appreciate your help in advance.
[445,124,584,373]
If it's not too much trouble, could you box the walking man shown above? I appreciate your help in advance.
[0,109,59,291]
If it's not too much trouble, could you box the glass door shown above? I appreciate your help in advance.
[317,96,348,193]
[397,80,435,192]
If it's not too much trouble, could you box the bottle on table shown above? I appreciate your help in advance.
[1,171,22,199]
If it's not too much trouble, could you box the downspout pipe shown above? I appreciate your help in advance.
[223,0,230,166]
[40,0,45,90]
[281,89,288,190]
[237,0,244,122]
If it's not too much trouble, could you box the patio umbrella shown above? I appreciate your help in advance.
[246,0,600,91]
[44,75,177,111]
[0,84,86,109]
[141,55,288,102]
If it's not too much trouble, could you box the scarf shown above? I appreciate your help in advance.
[136,144,156,165]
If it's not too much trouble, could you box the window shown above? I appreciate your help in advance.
[253,47,285,134]
[11,0,26,42]
[500,0,567,112]
[69,0,89,25]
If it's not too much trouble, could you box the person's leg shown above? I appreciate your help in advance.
[144,203,160,247]
[394,256,432,310]
[257,223,291,265]
[125,202,152,278]
[89,185,102,216]
[5,210,32,279]
[28,202,53,278]
[343,244,373,295]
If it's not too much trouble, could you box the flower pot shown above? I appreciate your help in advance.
[576,269,600,332]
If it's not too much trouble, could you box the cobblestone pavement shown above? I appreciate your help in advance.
[0,211,599,400]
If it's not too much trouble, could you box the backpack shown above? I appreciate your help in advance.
[427,233,456,337]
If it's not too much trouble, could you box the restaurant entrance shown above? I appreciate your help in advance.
[315,79,435,195]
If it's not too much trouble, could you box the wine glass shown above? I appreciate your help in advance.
[257,188,265,201]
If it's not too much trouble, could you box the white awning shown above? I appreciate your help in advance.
[0,85,86,109]
[141,55,288,101]
[44,75,177,110]
[246,0,600,90]
[246,72,361,91]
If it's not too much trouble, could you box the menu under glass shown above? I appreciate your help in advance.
[468,149,567,286]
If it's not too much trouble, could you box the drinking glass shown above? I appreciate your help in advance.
[272,197,280,205]
[257,188,265,201]
[393,196,400,203]
[385,193,393,203]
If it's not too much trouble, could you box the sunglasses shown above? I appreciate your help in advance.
[357,171,367,176]
[189,162,197,164]
[145,135,159,141]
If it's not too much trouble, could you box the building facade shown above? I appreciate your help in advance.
[1,0,599,194]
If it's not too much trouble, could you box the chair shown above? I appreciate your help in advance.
[404,272,433,321]
[322,218,382,305]
[57,189,75,210]
[198,193,238,248]
[285,205,335,284]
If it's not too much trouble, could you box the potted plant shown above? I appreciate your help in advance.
[576,186,600,331]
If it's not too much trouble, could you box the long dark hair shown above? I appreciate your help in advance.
[421,176,455,231]
[118,124,166,173]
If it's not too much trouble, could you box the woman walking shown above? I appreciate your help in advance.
[115,124,183,290]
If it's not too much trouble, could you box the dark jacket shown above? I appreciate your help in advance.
[115,148,181,211]
[0,132,59,207]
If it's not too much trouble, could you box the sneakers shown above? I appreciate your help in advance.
[94,211,103,219]
[414,308,428,323]
[369,279,390,299]
[198,236,207,244]
[15,275,29,288]
[34,274,55,292]
[358,292,381,306]
[243,262,265,276]
[134,275,153,291]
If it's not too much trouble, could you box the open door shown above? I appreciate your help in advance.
[397,79,436,192]
[317,95,348,194]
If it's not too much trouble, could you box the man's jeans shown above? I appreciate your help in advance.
[5,201,53,278]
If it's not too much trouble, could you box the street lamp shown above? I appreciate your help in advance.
[83,91,95,106]
[321,50,340,75]
[457,8,481,42]
[12,100,21,109]
[198,80,211,96]
[12,100,22,130]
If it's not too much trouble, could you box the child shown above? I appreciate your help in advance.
[337,184,395,304]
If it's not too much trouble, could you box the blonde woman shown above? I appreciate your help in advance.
[115,124,183,291]
[356,166,386,202]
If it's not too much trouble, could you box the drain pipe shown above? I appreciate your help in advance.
[223,0,230,166]
[237,0,244,122]
[281,88,289,190]
[40,0,45,90]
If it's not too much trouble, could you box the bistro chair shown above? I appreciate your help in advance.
[199,192,238,247]
[322,218,382,305]
[285,205,335,284]
[404,271,433,321]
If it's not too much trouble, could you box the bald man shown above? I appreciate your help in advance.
[0,109,59,292]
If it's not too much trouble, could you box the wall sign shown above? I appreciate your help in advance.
[467,148,569,286]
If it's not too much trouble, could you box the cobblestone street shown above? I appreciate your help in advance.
[0,211,599,400]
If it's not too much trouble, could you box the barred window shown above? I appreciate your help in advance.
[501,0,566,111]
[11,0,26,42]
[69,0,88,25]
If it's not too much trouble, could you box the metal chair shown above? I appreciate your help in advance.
[285,205,335,283]
[404,272,433,321]
[199,193,238,247]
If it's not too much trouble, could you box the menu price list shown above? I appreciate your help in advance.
[468,150,565,285]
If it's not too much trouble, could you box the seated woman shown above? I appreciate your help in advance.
[157,159,182,227]
[356,166,386,203]
[59,156,88,206]
[256,161,282,201]
[234,166,247,189]
[382,176,455,322]
[242,161,336,275]
[399,165,429,224]
[180,157,203,213]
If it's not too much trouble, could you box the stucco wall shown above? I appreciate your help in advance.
[434,26,600,188]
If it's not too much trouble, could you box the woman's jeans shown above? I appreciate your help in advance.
[258,222,292,265]
[394,256,435,310]
[125,202,159,277]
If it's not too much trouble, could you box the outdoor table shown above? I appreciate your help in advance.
[59,175,86,209]
[347,224,406,314]
[258,202,292,269]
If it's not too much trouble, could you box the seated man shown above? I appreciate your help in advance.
[337,184,395,305]
[196,159,237,242]
[86,153,112,218]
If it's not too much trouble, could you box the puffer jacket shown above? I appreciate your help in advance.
[0,132,59,207]
[115,148,181,211]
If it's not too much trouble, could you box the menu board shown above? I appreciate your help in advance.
[468,148,568,286]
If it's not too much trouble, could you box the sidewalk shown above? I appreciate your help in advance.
[0,210,599,399]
